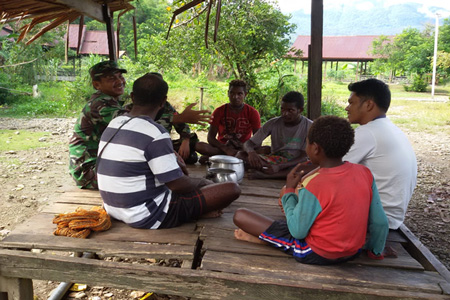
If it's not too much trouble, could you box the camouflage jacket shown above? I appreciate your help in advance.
[155,102,191,139]
[69,91,127,169]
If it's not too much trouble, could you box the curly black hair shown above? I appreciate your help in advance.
[229,79,248,93]
[307,115,355,158]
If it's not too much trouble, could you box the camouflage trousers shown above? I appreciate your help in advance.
[69,157,98,190]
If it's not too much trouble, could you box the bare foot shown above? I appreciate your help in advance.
[234,229,266,244]
[201,210,223,219]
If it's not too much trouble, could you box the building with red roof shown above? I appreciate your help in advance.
[287,35,393,77]
[65,24,125,57]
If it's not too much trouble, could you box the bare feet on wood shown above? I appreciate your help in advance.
[234,229,266,244]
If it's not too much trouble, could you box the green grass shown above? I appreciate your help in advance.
[1,78,449,135]
[0,82,80,118]
[388,100,450,133]
[0,130,54,151]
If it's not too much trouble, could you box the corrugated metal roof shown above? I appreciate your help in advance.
[67,24,86,49]
[288,35,393,61]
[80,30,113,55]
[65,24,125,57]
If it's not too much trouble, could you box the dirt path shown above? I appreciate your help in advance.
[0,117,449,299]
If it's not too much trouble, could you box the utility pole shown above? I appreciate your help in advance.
[432,13,440,99]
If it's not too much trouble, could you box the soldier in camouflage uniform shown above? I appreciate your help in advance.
[155,101,201,164]
[69,61,128,189]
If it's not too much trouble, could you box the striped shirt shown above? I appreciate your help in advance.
[97,115,184,229]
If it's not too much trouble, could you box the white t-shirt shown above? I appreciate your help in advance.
[343,117,417,229]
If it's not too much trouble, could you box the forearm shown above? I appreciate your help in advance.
[172,114,185,124]
[282,191,320,239]
[365,181,389,255]
[166,175,196,194]
[243,140,258,153]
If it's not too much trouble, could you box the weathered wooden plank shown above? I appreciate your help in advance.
[349,241,424,270]
[239,185,282,198]
[200,229,424,271]
[233,194,281,207]
[200,250,444,295]
[41,202,98,214]
[10,213,198,246]
[400,224,450,283]
[387,229,408,243]
[58,189,101,198]
[0,234,195,260]
[0,249,447,300]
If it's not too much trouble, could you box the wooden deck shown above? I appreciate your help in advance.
[1,164,449,299]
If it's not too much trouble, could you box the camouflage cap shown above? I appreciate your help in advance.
[89,61,127,80]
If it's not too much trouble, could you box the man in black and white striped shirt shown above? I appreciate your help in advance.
[97,73,240,229]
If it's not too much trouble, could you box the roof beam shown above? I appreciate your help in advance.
[54,0,104,22]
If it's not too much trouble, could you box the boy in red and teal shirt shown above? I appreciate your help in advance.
[233,115,389,264]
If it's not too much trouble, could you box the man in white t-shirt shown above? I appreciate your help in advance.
[343,78,417,230]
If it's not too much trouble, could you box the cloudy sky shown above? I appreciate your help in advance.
[276,0,450,18]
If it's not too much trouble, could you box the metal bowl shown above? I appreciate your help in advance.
[206,168,239,183]
[208,155,244,183]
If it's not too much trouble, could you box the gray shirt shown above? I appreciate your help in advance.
[246,116,313,158]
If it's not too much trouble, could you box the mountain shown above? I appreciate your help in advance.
[288,2,439,38]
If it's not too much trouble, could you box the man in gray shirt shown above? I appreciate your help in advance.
[238,91,313,179]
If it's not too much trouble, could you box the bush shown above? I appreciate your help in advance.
[404,74,428,92]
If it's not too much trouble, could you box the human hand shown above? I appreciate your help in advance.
[178,139,190,160]
[174,151,189,175]
[223,146,239,157]
[285,163,305,189]
[247,151,262,169]
[177,103,211,125]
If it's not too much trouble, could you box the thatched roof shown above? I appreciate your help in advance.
[0,0,134,44]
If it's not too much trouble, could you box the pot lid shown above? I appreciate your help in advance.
[209,155,242,164]
[207,168,237,174]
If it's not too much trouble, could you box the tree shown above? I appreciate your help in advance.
[371,27,433,81]
[163,0,295,116]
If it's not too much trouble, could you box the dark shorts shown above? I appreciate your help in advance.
[259,220,360,265]
[159,189,206,229]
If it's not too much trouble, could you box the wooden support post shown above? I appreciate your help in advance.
[324,61,327,79]
[355,61,360,81]
[103,4,117,62]
[0,276,33,300]
[199,87,204,110]
[308,0,323,120]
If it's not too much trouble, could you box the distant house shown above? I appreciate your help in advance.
[0,24,13,38]
[65,24,126,57]
[287,35,393,76]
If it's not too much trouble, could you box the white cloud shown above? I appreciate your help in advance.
[275,0,450,18]
[355,2,375,11]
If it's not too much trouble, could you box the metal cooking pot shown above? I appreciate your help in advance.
[206,168,238,183]
[208,155,244,183]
